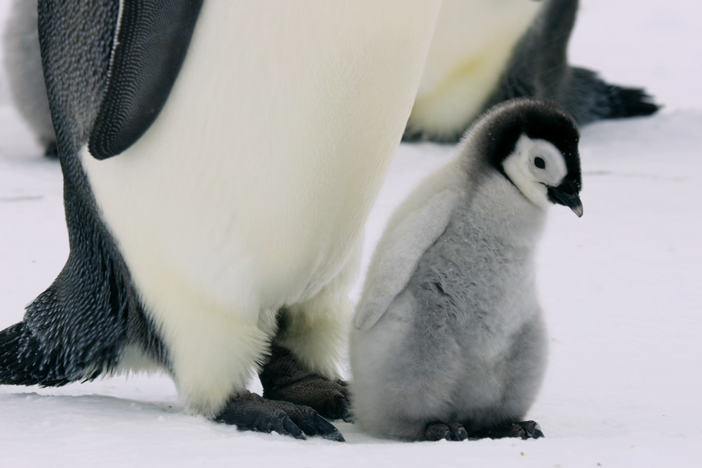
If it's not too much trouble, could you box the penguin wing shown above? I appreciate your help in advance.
[38,0,204,159]
[354,189,459,331]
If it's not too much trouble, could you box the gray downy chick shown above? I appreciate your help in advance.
[350,98,583,441]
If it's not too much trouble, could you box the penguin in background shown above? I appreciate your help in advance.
[2,0,658,156]
[350,98,583,441]
[405,0,659,142]
[0,0,444,440]
[2,0,56,156]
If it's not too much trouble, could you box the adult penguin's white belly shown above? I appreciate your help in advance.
[409,0,543,140]
[81,1,440,341]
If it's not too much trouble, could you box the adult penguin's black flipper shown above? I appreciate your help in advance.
[38,0,204,159]
[88,0,204,159]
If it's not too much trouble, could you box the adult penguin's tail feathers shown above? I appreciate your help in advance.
[568,67,660,122]
[0,274,127,387]
[0,321,77,387]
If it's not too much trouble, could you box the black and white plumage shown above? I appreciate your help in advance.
[405,0,659,142]
[350,98,583,441]
[0,0,444,441]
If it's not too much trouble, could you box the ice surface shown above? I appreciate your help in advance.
[1,1,701,467]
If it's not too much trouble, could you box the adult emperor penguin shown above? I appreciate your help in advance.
[0,0,444,440]
[350,98,583,441]
[405,0,659,142]
[3,0,56,155]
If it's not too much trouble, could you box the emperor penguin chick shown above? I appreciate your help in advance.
[350,98,583,441]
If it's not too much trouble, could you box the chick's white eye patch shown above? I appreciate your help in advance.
[526,138,567,185]
[502,134,568,207]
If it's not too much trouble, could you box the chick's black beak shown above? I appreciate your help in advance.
[547,180,583,217]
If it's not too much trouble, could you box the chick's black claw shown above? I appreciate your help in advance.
[424,422,468,441]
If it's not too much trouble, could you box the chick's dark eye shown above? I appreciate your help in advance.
[534,157,546,169]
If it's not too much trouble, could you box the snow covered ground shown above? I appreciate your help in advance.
[1,1,701,467]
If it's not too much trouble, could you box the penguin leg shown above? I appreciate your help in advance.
[258,248,357,422]
[142,284,345,439]
[148,304,341,440]
[259,340,352,422]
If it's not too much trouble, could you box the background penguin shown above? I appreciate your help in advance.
[0,0,443,440]
[2,0,658,155]
[404,0,659,142]
[350,98,583,441]
[2,0,56,156]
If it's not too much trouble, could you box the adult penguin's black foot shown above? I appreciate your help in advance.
[214,391,345,442]
[259,344,352,423]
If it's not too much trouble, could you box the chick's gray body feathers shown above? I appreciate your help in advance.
[351,99,581,440]
[352,172,548,440]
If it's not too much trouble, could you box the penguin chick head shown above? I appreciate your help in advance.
[477,99,583,217]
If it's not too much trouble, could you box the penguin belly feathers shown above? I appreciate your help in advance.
[350,98,583,441]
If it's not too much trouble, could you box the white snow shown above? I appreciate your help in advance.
[1,1,701,466]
